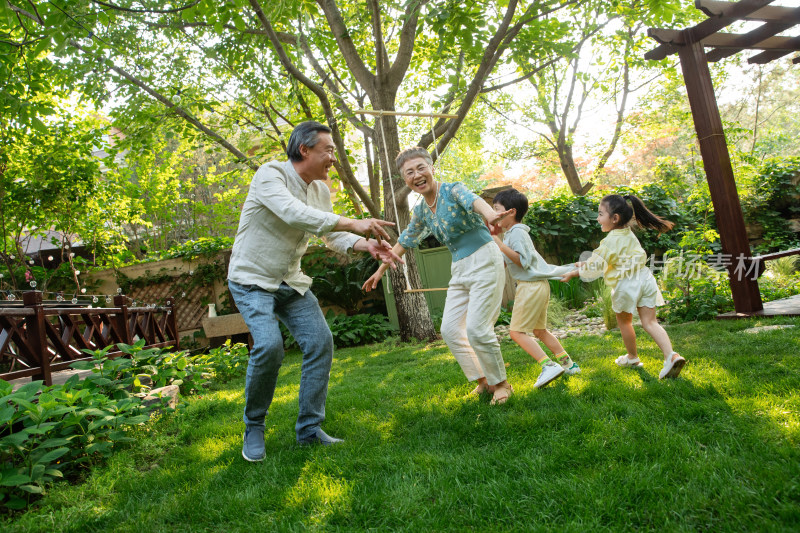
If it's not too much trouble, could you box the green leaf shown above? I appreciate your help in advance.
[19,484,44,494]
[0,474,32,487]
[35,447,70,464]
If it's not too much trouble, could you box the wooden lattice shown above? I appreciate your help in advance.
[128,282,211,333]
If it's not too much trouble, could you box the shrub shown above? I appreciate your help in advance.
[658,254,734,322]
[0,341,249,510]
[281,311,394,349]
[523,193,600,264]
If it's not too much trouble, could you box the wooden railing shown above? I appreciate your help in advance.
[0,292,178,386]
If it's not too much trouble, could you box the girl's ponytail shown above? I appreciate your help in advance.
[627,195,674,233]
[601,194,675,233]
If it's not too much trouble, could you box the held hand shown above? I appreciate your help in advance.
[366,239,404,269]
[486,208,512,235]
[351,218,395,242]
[560,269,579,283]
[362,270,383,292]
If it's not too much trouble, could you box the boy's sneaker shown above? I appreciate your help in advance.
[242,427,266,462]
[534,364,565,389]
[561,361,581,375]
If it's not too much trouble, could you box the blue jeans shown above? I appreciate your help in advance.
[228,281,334,440]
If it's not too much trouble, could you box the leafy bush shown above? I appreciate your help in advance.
[495,303,512,327]
[742,157,800,253]
[310,255,378,315]
[281,311,394,349]
[0,378,154,510]
[0,341,249,510]
[658,254,734,322]
[523,193,600,264]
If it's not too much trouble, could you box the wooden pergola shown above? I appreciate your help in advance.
[645,0,800,315]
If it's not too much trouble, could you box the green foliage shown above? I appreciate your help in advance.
[310,255,378,316]
[546,296,570,329]
[598,280,617,330]
[0,377,152,511]
[742,157,800,253]
[523,193,601,264]
[281,311,393,349]
[157,237,234,261]
[658,254,734,323]
[0,340,249,510]
[549,278,598,310]
[495,303,512,327]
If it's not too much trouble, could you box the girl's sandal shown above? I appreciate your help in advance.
[615,354,644,368]
[490,383,514,406]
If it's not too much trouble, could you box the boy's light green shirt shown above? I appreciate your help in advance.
[502,224,575,282]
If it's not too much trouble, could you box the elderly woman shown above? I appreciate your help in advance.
[363,147,514,405]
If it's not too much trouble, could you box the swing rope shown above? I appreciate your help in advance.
[376,111,449,293]
[377,112,413,292]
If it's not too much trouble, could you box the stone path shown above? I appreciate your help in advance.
[496,311,608,339]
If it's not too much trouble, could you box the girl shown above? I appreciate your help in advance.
[362,147,514,405]
[563,194,686,379]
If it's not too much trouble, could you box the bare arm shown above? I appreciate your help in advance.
[362,243,407,291]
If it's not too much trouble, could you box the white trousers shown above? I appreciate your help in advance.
[440,242,507,386]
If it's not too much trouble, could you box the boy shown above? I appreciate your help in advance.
[491,188,580,388]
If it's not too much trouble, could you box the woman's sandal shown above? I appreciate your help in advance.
[469,383,490,396]
[490,383,514,405]
[615,354,644,368]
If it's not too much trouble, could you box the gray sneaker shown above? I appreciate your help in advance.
[298,428,344,446]
[534,364,565,389]
[242,427,266,462]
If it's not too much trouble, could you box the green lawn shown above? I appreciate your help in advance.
[4,317,800,532]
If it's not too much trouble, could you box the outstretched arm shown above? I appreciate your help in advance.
[362,243,407,292]
[353,238,405,268]
[472,197,512,233]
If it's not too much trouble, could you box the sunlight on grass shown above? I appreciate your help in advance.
[284,467,353,527]
[212,388,244,402]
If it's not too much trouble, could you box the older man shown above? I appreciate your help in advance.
[228,121,399,461]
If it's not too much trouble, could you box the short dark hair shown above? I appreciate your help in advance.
[492,188,529,222]
[286,121,332,162]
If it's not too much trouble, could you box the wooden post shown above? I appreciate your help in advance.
[113,295,132,345]
[677,41,763,313]
[166,297,178,349]
[23,291,51,386]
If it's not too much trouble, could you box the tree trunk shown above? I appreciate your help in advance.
[558,142,593,196]
[373,110,437,342]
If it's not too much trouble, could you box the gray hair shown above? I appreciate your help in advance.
[286,121,332,162]
[395,146,433,172]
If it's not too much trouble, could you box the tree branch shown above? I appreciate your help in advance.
[388,0,427,88]
[249,0,379,216]
[90,0,201,14]
[316,0,376,93]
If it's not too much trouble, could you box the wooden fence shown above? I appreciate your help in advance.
[0,292,178,386]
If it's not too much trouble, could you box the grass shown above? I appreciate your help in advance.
[3,317,800,532]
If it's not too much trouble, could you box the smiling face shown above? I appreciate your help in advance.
[597,201,620,232]
[401,156,436,196]
[298,132,337,183]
